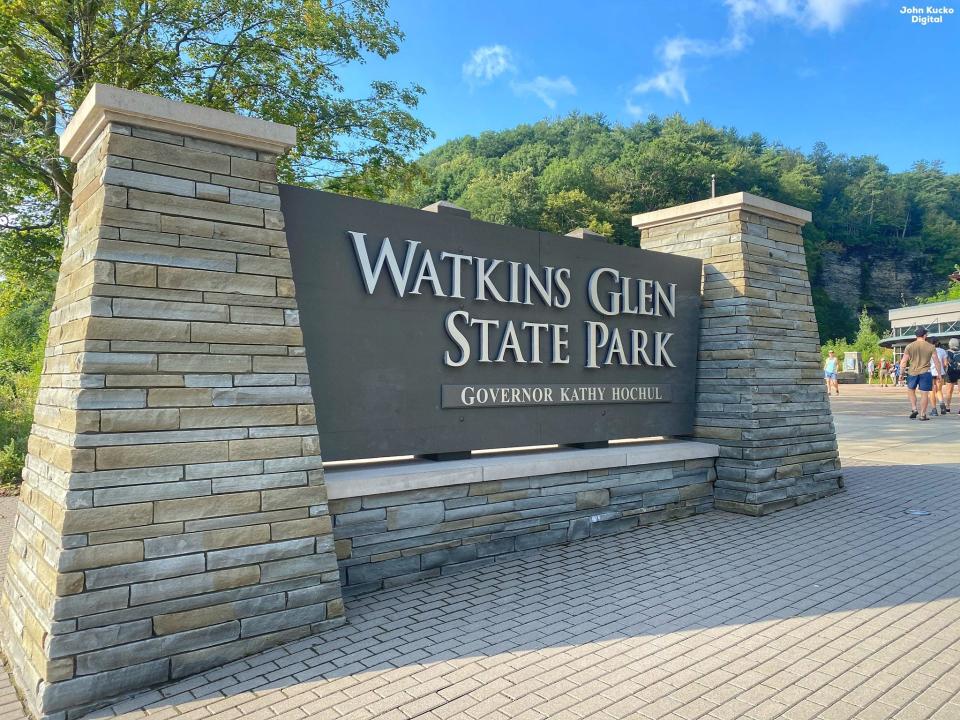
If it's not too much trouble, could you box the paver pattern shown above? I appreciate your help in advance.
[4,386,960,720]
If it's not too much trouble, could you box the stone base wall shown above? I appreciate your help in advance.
[330,458,715,595]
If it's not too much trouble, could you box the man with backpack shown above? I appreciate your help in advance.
[929,337,950,415]
[943,338,960,413]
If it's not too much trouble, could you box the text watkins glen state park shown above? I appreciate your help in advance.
[348,231,676,408]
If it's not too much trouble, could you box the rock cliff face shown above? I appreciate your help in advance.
[818,251,938,320]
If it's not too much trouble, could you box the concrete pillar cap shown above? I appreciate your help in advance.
[60,84,297,161]
[421,201,470,218]
[565,227,607,242]
[631,192,811,231]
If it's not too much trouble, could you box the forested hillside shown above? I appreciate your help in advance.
[365,114,960,341]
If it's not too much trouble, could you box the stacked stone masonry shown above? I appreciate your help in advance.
[331,458,714,595]
[0,121,343,720]
[636,200,843,515]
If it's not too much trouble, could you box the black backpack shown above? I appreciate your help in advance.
[949,350,960,374]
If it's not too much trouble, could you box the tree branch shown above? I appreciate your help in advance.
[0,215,57,232]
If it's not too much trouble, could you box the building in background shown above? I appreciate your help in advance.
[881,299,960,360]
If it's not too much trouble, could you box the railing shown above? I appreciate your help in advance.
[891,318,960,338]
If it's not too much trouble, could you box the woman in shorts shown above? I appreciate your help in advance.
[878,358,891,387]
[930,338,949,415]
[944,338,960,413]
[823,350,839,396]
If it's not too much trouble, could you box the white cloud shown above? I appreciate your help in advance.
[633,63,691,104]
[462,45,516,85]
[630,35,715,105]
[625,99,646,118]
[511,75,577,109]
[726,0,866,33]
[802,0,866,30]
[630,0,866,106]
[463,45,576,110]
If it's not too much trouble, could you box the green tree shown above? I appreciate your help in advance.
[459,169,543,229]
[916,267,960,304]
[2,0,431,252]
[821,309,891,363]
[852,307,884,359]
[0,0,432,485]
[539,189,614,238]
[778,155,823,208]
[0,275,50,486]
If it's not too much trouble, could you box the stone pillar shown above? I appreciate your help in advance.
[1,85,343,720]
[632,193,843,516]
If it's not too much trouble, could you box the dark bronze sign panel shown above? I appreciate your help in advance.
[280,187,702,461]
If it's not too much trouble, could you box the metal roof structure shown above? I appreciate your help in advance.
[882,298,960,347]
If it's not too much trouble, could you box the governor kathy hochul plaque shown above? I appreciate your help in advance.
[280,187,702,460]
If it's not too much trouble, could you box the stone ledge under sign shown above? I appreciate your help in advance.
[326,440,720,595]
[324,439,720,498]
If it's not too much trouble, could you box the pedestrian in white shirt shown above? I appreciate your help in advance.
[929,337,949,415]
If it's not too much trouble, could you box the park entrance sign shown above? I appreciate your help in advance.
[280,187,702,460]
[0,85,842,720]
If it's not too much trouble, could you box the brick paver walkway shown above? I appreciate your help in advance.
[5,387,960,720]
[82,460,960,720]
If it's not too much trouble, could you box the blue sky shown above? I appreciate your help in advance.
[340,0,959,173]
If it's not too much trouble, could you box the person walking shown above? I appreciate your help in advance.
[878,357,891,387]
[902,327,943,420]
[867,356,875,384]
[928,338,942,415]
[824,350,840,396]
[944,338,960,413]
[926,338,949,415]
